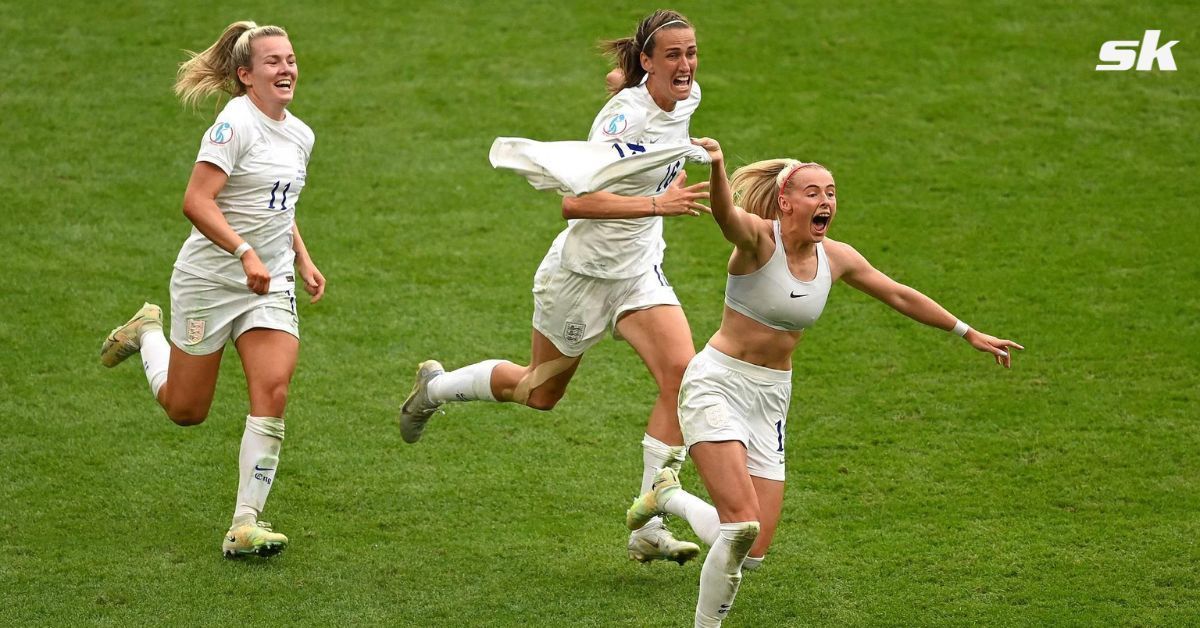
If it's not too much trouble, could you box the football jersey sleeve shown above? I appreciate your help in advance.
[195,113,247,175]
[587,91,648,144]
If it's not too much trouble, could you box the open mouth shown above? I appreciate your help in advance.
[812,213,831,233]
[672,75,692,89]
[274,78,293,91]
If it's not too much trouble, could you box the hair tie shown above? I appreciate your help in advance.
[776,160,803,196]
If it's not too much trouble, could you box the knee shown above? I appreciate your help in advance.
[165,406,209,426]
[524,387,564,411]
[266,383,290,413]
[655,358,692,396]
[253,381,291,416]
[722,504,761,526]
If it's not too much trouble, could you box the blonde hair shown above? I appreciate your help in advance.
[174,21,288,108]
[600,9,693,95]
[730,159,830,219]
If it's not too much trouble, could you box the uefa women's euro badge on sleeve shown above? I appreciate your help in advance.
[489,137,711,197]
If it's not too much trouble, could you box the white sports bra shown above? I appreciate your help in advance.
[724,221,832,332]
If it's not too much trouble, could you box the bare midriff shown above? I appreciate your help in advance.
[707,306,803,371]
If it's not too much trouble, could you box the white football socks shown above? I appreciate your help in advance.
[695,521,760,628]
[634,434,687,534]
[661,488,721,546]
[641,433,687,492]
[139,328,170,398]
[742,556,764,572]
[233,415,285,526]
[427,359,506,403]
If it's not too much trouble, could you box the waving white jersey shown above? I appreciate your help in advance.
[489,137,710,197]
[553,81,701,279]
[173,95,315,292]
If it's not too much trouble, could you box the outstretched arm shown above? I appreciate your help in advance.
[691,137,762,252]
[833,241,1024,367]
[561,171,710,219]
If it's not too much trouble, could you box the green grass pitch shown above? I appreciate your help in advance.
[2,1,1197,625]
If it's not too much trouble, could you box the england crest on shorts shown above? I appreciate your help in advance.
[704,405,728,428]
[564,321,586,345]
[185,318,206,345]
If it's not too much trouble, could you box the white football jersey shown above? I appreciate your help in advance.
[489,137,710,196]
[554,81,701,279]
[173,95,315,292]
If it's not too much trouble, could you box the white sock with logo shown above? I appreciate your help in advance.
[232,415,285,526]
[695,521,760,628]
[139,328,170,398]
[660,488,721,546]
[427,359,506,403]
[634,434,687,534]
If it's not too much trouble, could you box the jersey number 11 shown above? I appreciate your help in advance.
[268,180,291,211]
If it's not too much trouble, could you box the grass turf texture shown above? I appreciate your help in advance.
[2,0,1198,625]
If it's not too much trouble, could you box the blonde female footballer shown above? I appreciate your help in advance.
[625,137,1022,626]
[100,21,324,558]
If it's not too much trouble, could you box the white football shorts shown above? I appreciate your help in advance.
[169,269,299,356]
[678,344,792,481]
[531,245,679,357]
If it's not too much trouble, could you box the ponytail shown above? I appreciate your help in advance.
[175,21,288,108]
[731,159,829,219]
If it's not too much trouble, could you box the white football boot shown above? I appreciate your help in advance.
[628,524,700,566]
[627,467,699,565]
[399,360,445,443]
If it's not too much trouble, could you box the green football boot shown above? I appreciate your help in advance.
[222,520,288,558]
[100,302,162,368]
[626,466,682,531]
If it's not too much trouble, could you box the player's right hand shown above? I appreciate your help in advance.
[241,250,271,295]
[657,171,711,217]
[692,137,723,164]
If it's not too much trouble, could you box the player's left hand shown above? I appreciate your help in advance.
[297,260,326,304]
[964,329,1023,368]
[657,170,711,216]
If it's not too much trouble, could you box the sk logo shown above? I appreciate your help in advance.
[1097,30,1179,71]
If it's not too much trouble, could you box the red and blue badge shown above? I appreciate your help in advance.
[601,113,627,137]
[208,122,233,145]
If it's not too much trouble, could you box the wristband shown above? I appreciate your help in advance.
[651,197,659,216]
[233,242,253,259]
[951,319,970,337]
